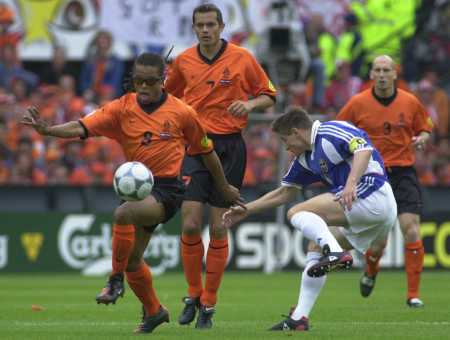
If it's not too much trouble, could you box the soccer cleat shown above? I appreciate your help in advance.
[269,316,309,331]
[134,305,170,333]
[95,273,125,305]
[407,298,424,308]
[360,272,377,297]
[307,244,353,277]
[178,296,200,325]
[195,304,215,329]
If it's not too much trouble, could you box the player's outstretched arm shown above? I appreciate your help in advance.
[201,151,244,206]
[21,106,85,138]
[223,186,298,228]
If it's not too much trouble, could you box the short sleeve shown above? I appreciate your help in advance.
[281,156,322,188]
[412,98,433,135]
[79,98,122,141]
[244,53,277,100]
[164,58,187,99]
[182,106,213,156]
[336,99,355,122]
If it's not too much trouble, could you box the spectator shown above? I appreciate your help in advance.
[0,43,39,90]
[80,30,125,99]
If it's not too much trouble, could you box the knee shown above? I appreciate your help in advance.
[114,205,133,225]
[403,224,420,243]
[182,217,202,235]
[287,207,301,223]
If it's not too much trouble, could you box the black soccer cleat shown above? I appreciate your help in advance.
[269,316,309,331]
[360,272,377,297]
[178,296,200,325]
[95,273,125,305]
[134,305,170,333]
[195,304,215,329]
[307,244,353,277]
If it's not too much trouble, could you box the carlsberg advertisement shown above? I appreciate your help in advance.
[1,213,449,273]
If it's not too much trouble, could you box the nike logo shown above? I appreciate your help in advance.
[204,306,215,312]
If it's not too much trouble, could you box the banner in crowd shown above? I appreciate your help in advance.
[2,0,245,60]
[1,213,449,274]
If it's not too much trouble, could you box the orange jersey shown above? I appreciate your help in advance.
[337,88,433,167]
[165,40,276,134]
[80,92,213,177]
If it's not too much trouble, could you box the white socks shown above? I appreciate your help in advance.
[291,251,326,320]
[290,211,343,252]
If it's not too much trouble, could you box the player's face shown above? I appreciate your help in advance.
[193,12,224,47]
[279,128,309,156]
[370,59,397,91]
[133,64,164,105]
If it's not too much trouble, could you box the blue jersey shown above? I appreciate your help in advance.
[282,120,387,199]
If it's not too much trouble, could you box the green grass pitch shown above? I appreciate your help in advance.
[0,271,449,339]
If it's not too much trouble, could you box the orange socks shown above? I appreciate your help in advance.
[365,248,382,277]
[112,224,135,275]
[126,261,161,316]
[405,240,424,299]
[181,234,204,298]
[202,238,228,307]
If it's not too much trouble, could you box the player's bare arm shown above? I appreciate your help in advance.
[223,186,298,228]
[200,151,243,205]
[336,149,372,210]
[411,131,431,150]
[227,94,275,117]
[21,106,85,138]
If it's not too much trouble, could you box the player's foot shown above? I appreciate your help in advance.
[360,272,377,297]
[134,305,170,333]
[178,296,200,325]
[95,273,125,305]
[195,304,215,329]
[307,244,353,277]
[269,316,309,331]
[407,298,424,308]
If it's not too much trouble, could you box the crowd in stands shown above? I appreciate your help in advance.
[0,0,449,187]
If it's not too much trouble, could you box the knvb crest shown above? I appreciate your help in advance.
[319,159,328,174]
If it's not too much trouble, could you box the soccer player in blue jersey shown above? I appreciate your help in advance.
[223,107,397,331]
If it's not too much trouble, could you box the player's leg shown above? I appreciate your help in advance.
[271,233,353,331]
[399,212,424,307]
[389,167,424,307]
[126,227,169,334]
[178,200,204,325]
[96,195,163,305]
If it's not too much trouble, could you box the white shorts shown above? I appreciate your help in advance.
[340,182,397,254]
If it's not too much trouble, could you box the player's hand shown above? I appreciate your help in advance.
[220,184,246,208]
[334,183,357,211]
[222,205,249,228]
[227,100,253,117]
[411,135,427,151]
[21,107,50,135]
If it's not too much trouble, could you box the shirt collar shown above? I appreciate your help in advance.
[311,120,321,145]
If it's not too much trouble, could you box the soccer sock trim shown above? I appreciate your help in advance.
[291,251,326,320]
[290,211,343,252]
[405,240,424,299]
[181,234,204,298]
[202,237,228,307]
[112,224,135,275]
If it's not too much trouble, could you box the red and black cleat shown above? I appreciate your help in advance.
[269,316,309,331]
[95,273,125,305]
[134,305,170,334]
[307,244,353,277]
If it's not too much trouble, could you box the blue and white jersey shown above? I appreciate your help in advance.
[282,120,387,199]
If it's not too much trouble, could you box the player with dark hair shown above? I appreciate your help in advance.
[337,55,432,307]
[223,106,397,331]
[21,52,242,334]
[164,3,276,329]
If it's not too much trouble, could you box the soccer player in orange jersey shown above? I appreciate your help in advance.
[21,52,242,334]
[164,3,276,328]
[337,55,432,308]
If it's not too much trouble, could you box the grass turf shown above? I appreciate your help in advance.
[0,271,449,339]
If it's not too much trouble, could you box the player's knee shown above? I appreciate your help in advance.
[182,218,202,235]
[287,207,301,222]
[403,224,420,243]
[114,205,133,225]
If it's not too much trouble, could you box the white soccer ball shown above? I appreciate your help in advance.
[113,161,154,201]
